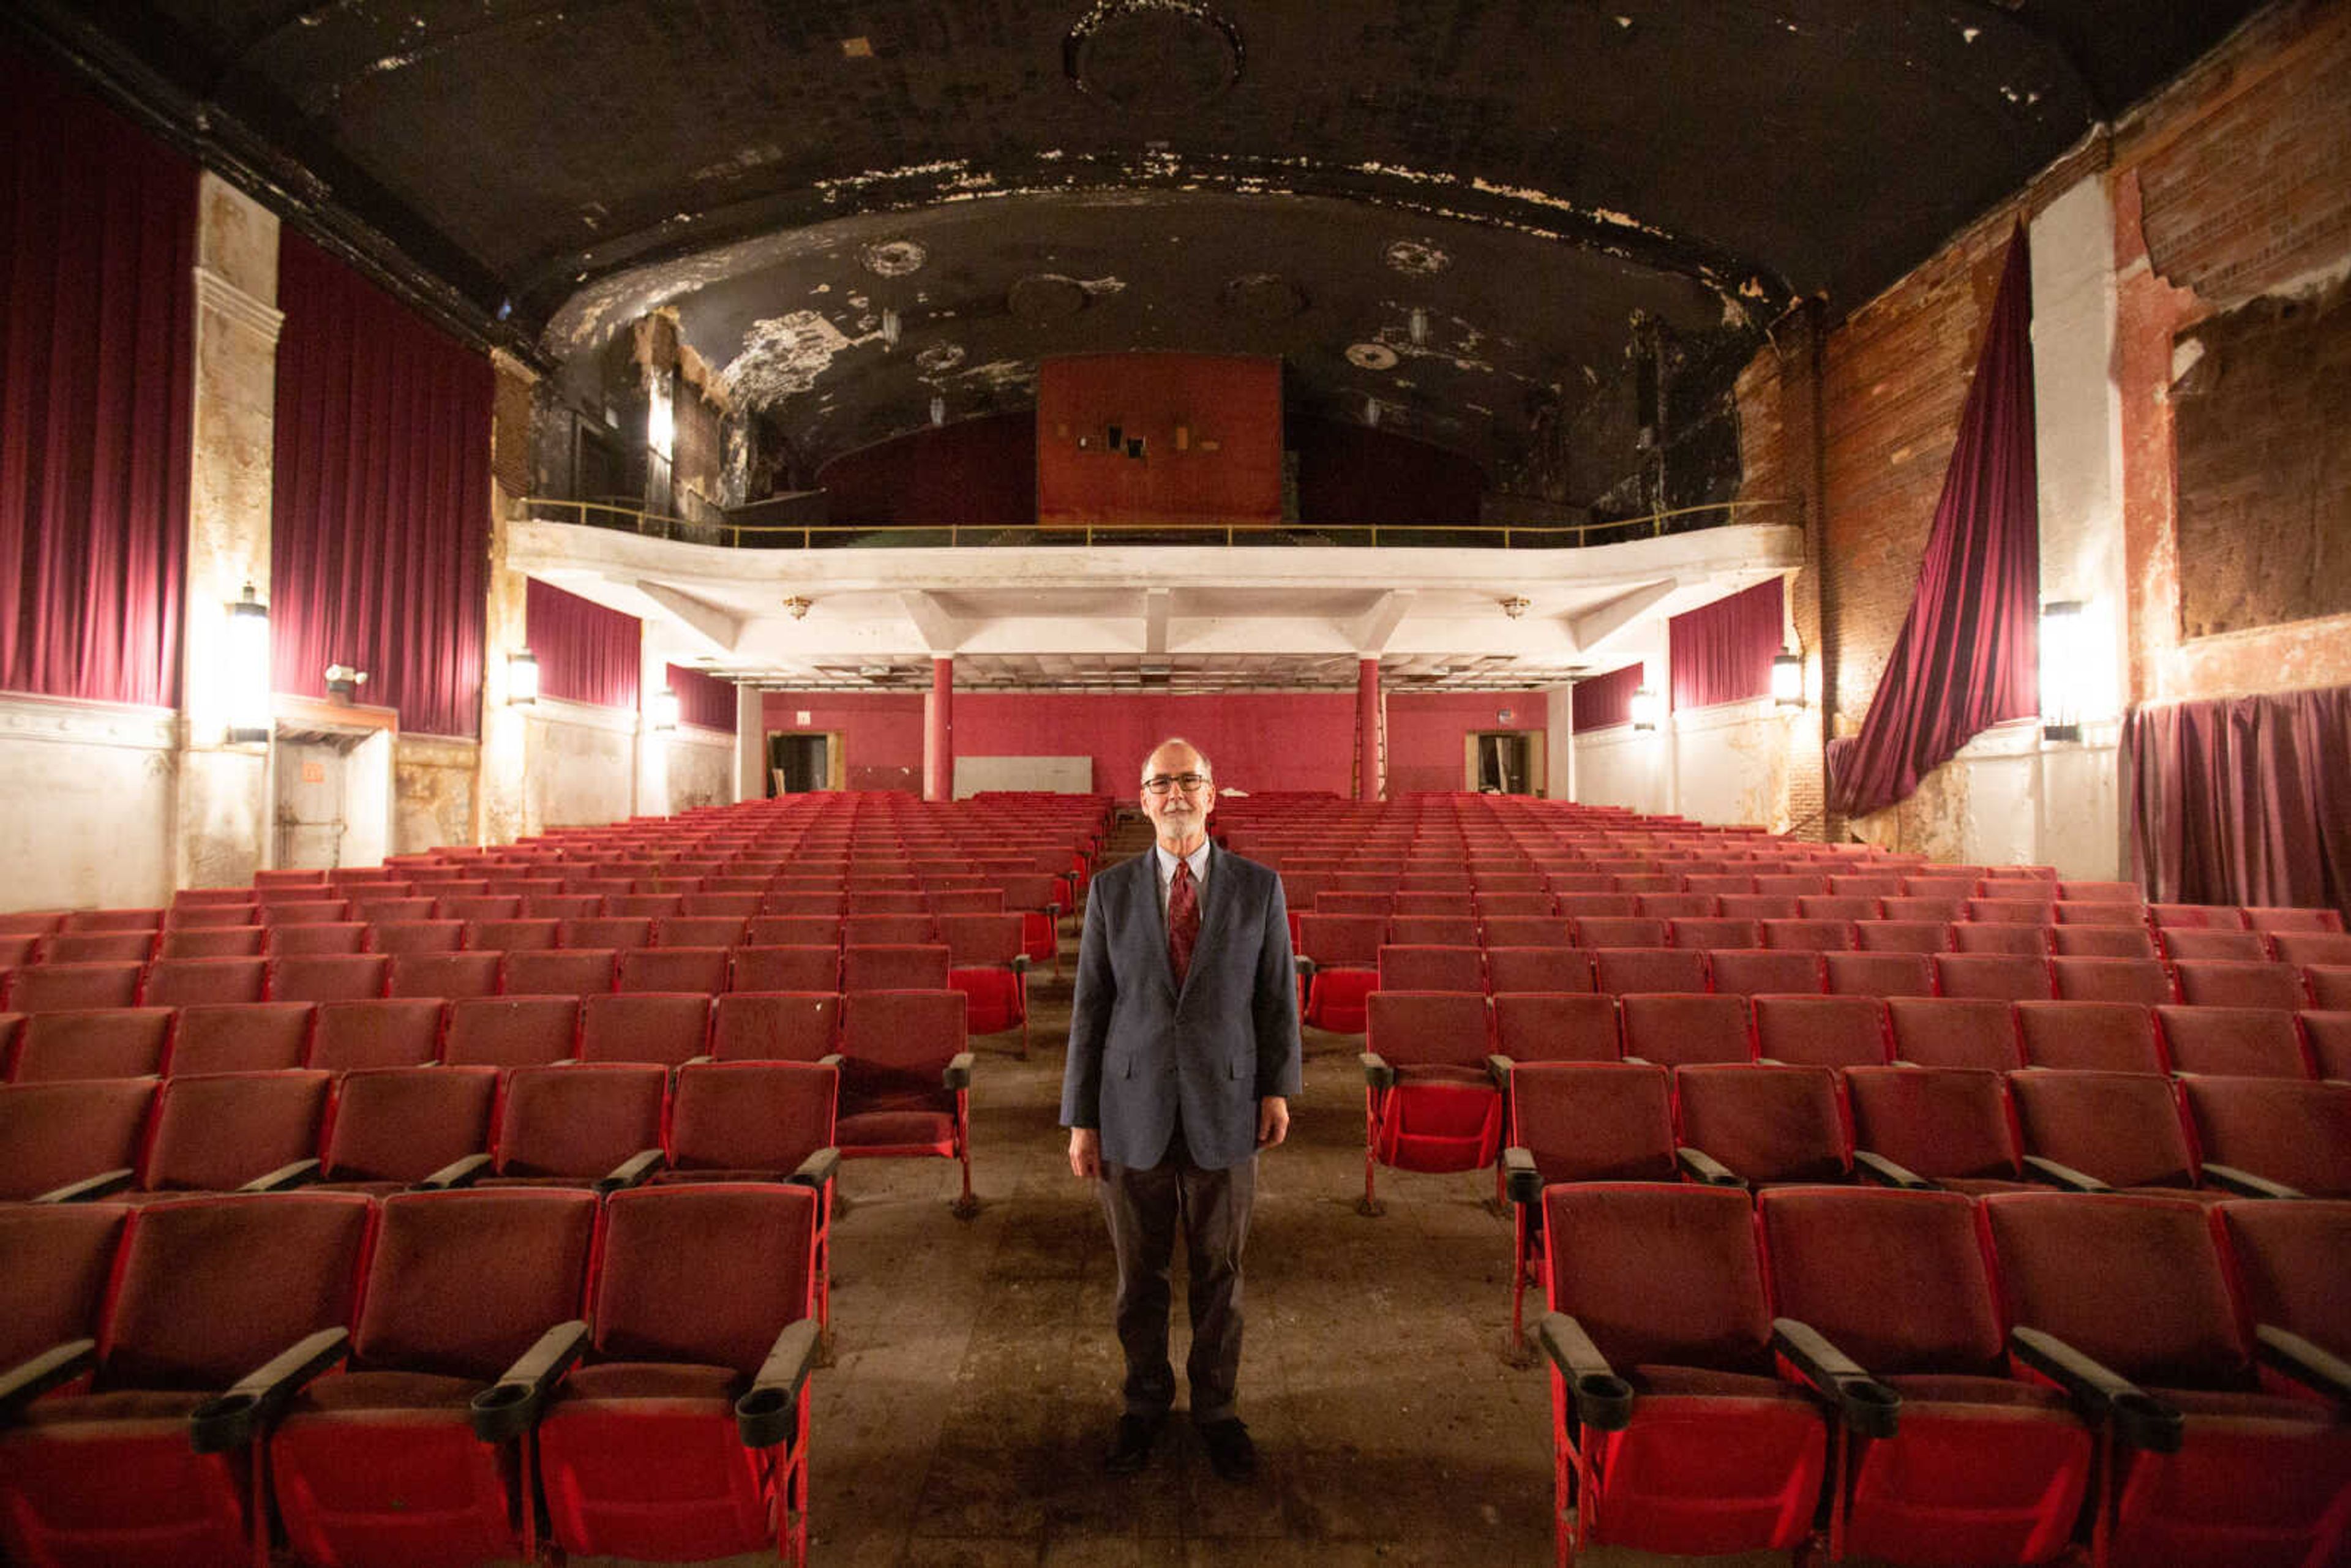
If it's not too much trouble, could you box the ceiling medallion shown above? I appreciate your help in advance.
[915,342,967,373]
[1065,1,1242,116]
[860,239,928,277]
[1383,238,1452,276]
[1346,342,1400,370]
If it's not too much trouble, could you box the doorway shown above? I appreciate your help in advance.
[768,732,838,795]
[1467,730,1545,796]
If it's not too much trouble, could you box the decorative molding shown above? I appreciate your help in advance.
[192,265,286,343]
[0,691,178,752]
[524,695,642,737]
[665,723,738,750]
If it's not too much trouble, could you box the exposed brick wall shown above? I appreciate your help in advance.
[490,357,535,498]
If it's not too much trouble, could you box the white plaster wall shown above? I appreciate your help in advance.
[395,735,480,854]
[737,685,768,801]
[1674,700,1795,828]
[523,700,639,831]
[1845,721,2124,877]
[0,697,178,912]
[1545,686,1573,800]
[665,729,736,813]
[1572,726,1670,815]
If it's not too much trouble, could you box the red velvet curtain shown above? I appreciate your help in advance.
[1,46,193,708]
[1572,664,1644,730]
[1670,577,1784,711]
[527,579,640,709]
[668,663,738,732]
[1827,227,2040,817]
[273,232,492,737]
[2123,685,2351,923]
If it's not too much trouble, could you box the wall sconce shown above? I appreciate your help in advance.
[1771,648,1805,707]
[508,648,540,705]
[880,307,901,349]
[2040,600,2085,741]
[929,395,947,427]
[651,686,680,732]
[1408,306,1430,347]
[783,596,812,620]
[225,583,271,744]
[324,665,369,705]
[1629,686,1662,732]
[1500,596,1531,620]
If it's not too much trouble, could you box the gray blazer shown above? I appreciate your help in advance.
[1060,844,1303,1171]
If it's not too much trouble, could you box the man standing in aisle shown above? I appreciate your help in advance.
[1062,737,1302,1480]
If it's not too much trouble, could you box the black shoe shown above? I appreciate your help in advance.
[1198,1417,1256,1480]
[1104,1412,1164,1474]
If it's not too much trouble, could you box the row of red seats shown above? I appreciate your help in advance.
[0,1185,824,1566]
[1528,1184,2350,1566]
[0,986,967,1079]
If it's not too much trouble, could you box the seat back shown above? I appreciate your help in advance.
[2014,999,2165,1073]
[156,926,268,961]
[1886,997,2022,1070]
[1297,912,1388,966]
[443,995,579,1068]
[10,1007,173,1081]
[843,912,938,947]
[589,1184,816,1371]
[579,992,712,1066]
[2161,928,2272,962]
[839,989,967,1081]
[938,912,1022,967]
[1933,952,2053,1002]
[0,1079,156,1200]
[729,945,840,994]
[2051,924,2159,960]
[266,922,370,957]
[1752,994,1889,1068]
[321,1065,500,1184]
[1758,1187,2003,1372]
[1762,918,1858,953]
[306,997,445,1071]
[141,1069,334,1193]
[668,1061,839,1172]
[9,962,144,1013]
[1510,1062,1675,1182]
[1543,1183,1772,1371]
[2174,958,2308,1010]
[842,943,951,991]
[2180,1076,2351,1197]
[2049,956,2175,1005]
[501,947,617,996]
[1845,1065,2021,1182]
[2155,1003,2311,1078]
[1479,915,1574,949]
[2307,1010,2351,1082]
[386,950,506,999]
[1618,992,1749,1066]
[2008,1069,2199,1190]
[369,920,467,955]
[353,1189,597,1376]
[1705,948,1824,997]
[1674,1063,1849,1183]
[494,1063,668,1179]
[1823,951,1937,997]
[0,1203,129,1368]
[655,916,748,950]
[1576,916,1668,950]
[271,953,390,1002]
[1484,945,1594,994]
[1492,992,1619,1063]
[1593,947,1708,996]
[615,946,730,995]
[1378,944,1485,993]
[463,918,561,953]
[2216,1199,2351,1354]
[1365,989,1491,1070]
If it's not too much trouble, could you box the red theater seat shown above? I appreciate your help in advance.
[1886,996,2023,1071]
[1673,1062,1850,1185]
[1752,994,1889,1068]
[1499,1061,1673,1350]
[578,992,711,1067]
[1360,990,1499,1212]
[7,1007,173,1081]
[1844,1066,2031,1193]
[305,997,444,1072]
[442,995,579,1069]
[2014,999,2166,1073]
[0,1078,154,1201]
[835,989,974,1215]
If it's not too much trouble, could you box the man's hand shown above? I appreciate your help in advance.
[1068,1126,1102,1180]
[1257,1097,1290,1149]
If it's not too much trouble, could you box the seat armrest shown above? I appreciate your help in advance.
[1359,1051,1394,1090]
[2255,1325,2351,1407]
[31,1167,135,1204]
[737,1318,822,1447]
[1536,1313,1633,1431]
[1485,1052,1514,1088]
[190,1326,350,1454]
[1676,1146,1747,1188]
[1009,954,1030,974]
[0,1340,96,1423]
[593,1147,667,1195]
[1853,1150,1935,1190]
[470,1319,590,1442]
[818,1052,845,1070]
[2021,1155,2112,1193]
[1502,1146,1540,1206]
[1774,1317,1901,1438]
[684,1052,716,1065]
[239,1157,323,1193]
[2200,1161,2304,1199]
[1294,955,1316,980]
[421,1152,492,1190]
[943,1052,975,1090]
[2010,1326,2182,1452]
[790,1147,841,1190]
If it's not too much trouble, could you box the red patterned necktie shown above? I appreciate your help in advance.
[1167,857,1200,985]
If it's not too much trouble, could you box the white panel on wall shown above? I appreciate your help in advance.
[953,755,1093,798]
[1572,727,1670,816]
[0,696,177,911]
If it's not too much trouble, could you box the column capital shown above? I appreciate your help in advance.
[193,265,286,345]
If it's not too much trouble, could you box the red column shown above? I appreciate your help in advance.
[1356,657,1381,801]
[925,656,953,801]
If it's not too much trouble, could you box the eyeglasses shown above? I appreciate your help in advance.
[1142,773,1211,795]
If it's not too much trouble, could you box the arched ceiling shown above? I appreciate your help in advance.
[20,0,2259,481]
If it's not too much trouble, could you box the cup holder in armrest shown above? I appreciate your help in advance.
[189,1390,260,1453]
[735,1384,795,1447]
[1572,1372,1635,1430]
[2112,1389,2184,1454]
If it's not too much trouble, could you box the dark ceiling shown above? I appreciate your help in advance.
[17,0,2259,484]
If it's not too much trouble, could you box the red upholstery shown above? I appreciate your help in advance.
[1592,947,1707,996]
[462,917,561,952]
[1886,996,2023,1070]
[315,1066,500,1191]
[842,943,951,992]
[2246,907,2348,936]
[501,947,617,996]
[0,1202,128,1367]
[1509,1063,1676,1185]
[1485,945,1595,994]
[1668,917,1761,951]
[1540,1184,1827,1558]
[746,915,842,948]
[1752,993,1889,1068]
[386,950,504,999]
[2156,1004,2313,1078]
[2050,955,2177,1005]
[578,992,711,1067]
[9,961,145,1013]
[2180,1076,2351,1197]
[270,1189,598,1568]
[710,992,839,1062]
[2051,923,2160,959]
[1823,950,1937,998]
[10,1007,173,1081]
[1378,943,1485,993]
[1758,1187,2091,1564]
[1673,1062,1849,1183]
[2015,999,2167,1074]
[617,945,731,994]
[2306,1010,2351,1082]
[1493,992,1620,1063]
[305,998,445,1072]
[538,1184,820,1564]
[1480,915,1575,948]
[140,1069,333,1195]
[656,915,749,949]
[1858,919,1957,954]
[2009,1068,2206,1195]
[1363,991,1499,1203]
[1298,912,1387,1032]
[2174,959,2308,1011]
[661,1061,840,1329]
[2304,966,2351,1008]
[1844,1066,2028,1192]
[842,912,937,947]
[836,989,972,1205]
[156,926,267,960]
[2162,928,2274,962]
[40,930,157,964]
[265,922,370,957]
[0,1078,155,1200]
[1933,951,2053,1002]
[1575,916,1668,949]
[2216,1199,2351,1356]
[940,912,1029,1052]
[1706,948,1824,996]
[271,954,391,1003]
[1951,921,2053,958]
[488,1063,668,1185]
[728,945,838,992]
[556,917,654,951]
[440,996,577,1068]
[1983,1192,2351,1568]
[1617,992,1749,1066]
[2273,931,2351,968]
[0,1193,373,1568]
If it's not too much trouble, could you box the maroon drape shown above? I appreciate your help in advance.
[1670,577,1784,711]
[527,579,640,709]
[1827,227,2040,817]
[273,232,492,737]
[2123,685,2351,924]
[669,663,738,733]
[1572,664,1644,730]
[1,47,192,708]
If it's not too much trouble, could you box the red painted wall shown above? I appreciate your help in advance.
[1036,354,1283,528]
[759,692,924,793]
[1385,691,1547,795]
[951,693,1352,795]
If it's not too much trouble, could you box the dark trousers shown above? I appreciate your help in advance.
[1098,1132,1256,1425]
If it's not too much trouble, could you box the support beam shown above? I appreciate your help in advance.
[1357,658,1382,801]
[902,590,967,653]
[925,656,953,801]
[1569,580,1679,656]
[637,582,743,654]
[1143,588,1171,656]
[1346,589,1414,654]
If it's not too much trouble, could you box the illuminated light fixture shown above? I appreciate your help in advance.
[880,307,901,348]
[508,648,540,705]
[1408,306,1429,347]
[1771,648,1805,707]
[651,686,680,732]
[1629,686,1662,732]
[2040,600,2085,741]
[929,395,947,427]
[324,664,369,704]
[225,583,271,743]
[1363,396,1381,428]
[783,595,812,620]
[1500,596,1530,620]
